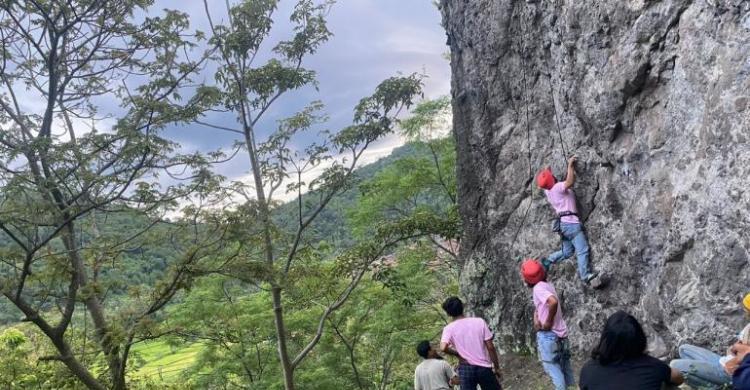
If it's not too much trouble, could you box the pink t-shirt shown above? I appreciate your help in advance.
[544,182,580,224]
[533,281,568,338]
[440,317,493,367]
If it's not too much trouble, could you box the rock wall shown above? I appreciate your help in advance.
[440,0,750,357]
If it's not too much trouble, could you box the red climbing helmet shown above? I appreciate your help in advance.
[536,167,555,190]
[521,259,545,285]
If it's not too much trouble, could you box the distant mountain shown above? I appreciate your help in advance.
[0,142,427,325]
[272,142,424,247]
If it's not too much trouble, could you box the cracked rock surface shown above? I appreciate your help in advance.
[440,0,750,357]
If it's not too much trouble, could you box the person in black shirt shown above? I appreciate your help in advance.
[734,342,750,390]
[579,311,684,390]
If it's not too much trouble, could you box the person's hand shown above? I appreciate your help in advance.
[568,156,577,166]
[725,357,741,375]
[492,366,502,382]
[733,342,750,360]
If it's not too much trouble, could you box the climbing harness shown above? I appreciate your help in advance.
[551,211,578,235]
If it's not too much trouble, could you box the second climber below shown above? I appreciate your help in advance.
[536,155,604,289]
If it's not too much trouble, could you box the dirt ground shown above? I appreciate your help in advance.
[498,353,694,390]
[499,353,583,390]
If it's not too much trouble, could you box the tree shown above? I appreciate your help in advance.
[321,244,458,390]
[349,97,459,264]
[197,1,425,387]
[0,2,224,388]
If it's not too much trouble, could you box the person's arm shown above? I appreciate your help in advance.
[541,296,558,331]
[445,362,459,386]
[564,156,576,189]
[726,355,743,375]
[669,367,685,385]
[440,328,462,360]
[440,342,462,360]
[484,339,501,378]
[533,311,542,331]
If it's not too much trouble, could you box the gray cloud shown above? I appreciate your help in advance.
[159,0,450,180]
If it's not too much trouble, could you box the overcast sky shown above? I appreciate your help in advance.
[159,0,451,184]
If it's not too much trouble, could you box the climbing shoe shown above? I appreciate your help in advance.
[540,257,552,272]
[584,273,607,289]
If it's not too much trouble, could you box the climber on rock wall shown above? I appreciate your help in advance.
[521,259,576,390]
[536,155,604,289]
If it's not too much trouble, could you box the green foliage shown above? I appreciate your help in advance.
[0,1,225,388]
[166,243,457,390]
[400,95,451,139]
[0,328,38,389]
[157,96,460,389]
[349,139,457,238]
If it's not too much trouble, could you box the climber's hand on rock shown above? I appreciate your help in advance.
[568,155,577,166]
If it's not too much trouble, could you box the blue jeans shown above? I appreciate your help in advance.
[546,222,593,281]
[670,344,731,389]
[537,331,575,390]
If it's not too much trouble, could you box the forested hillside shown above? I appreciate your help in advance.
[0,141,447,325]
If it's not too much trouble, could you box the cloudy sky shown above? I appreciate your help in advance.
[158,0,451,186]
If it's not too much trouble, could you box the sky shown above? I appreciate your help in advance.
[158,0,452,192]
[0,0,450,204]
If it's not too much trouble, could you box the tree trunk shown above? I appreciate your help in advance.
[54,338,107,390]
[62,224,126,389]
[242,121,296,389]
[272,286,295,390]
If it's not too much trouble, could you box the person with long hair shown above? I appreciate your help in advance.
[579,311,684,389]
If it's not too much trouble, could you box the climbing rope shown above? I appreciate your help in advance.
[508,5,536,255]
[508,1,575,257]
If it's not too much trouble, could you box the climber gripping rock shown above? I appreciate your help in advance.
[536,156,605,289]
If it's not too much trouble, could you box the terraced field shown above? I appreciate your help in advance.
[131,341,203,382]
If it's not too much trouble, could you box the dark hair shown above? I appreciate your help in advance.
[442,297,464,317]
[416,340,431,359]
[591,311,648,365]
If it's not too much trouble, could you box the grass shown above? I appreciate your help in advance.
[130,341,203,382]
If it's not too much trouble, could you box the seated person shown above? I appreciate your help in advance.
[414,340,459,390]
[579,311,684,390]
[670,293,750,389]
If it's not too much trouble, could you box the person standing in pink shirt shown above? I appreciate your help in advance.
[439,297,502,389]
[536,156,603,289]
[521,259,575,390]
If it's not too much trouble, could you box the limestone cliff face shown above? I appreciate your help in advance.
[440,0,750,357]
